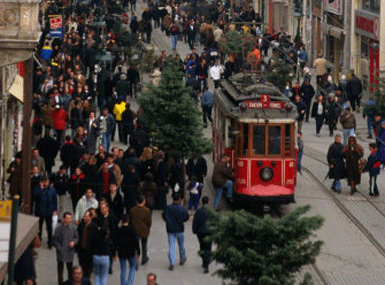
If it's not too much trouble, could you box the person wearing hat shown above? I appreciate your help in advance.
[113,97,127,144]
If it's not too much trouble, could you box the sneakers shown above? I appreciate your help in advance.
[168,265,174,271]
[203,267,209,274]
[141,257,149,265]
[350,188,357,195]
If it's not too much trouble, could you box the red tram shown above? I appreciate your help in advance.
[213,73,298,204]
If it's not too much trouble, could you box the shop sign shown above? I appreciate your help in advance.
[324,0,342,15]
[355,10,380,40]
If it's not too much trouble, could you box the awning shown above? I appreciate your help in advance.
[322,23,345,39]
[8,74,24,102]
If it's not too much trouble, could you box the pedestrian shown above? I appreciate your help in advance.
[346,72,363,112]
[341,136,364,195]
[31,148,46,176]
[170,22,180,50]
[63,266,91,285]
[104,182,124,220]
[121,103,136,145]
[293,95,306,132]
[52,212,79,285]
[312,53,328,86]
[212,154,234,209]
[364,143,380,197]
[92,226,116,285]
[60,136,78,174]
[339,107,356,145]
[210,60,224,89]
[299,79,315,122]
[51,104,67,145]
[121,165,141,212]
[33,176,57,249]
[116,214,140,285]
[162,193,189,271]
[68,167,86,212]
[7,152,23,199]
[113,97,127,144]
[74,188,99,225]
[36,129,59,175]
[139,172,158,211]
[326,134,346,193]
[51,166,69,219]
[187,176,203,211]
[99,107,116,153]
[297,132,304,173]
[192,196,212,274]
[129,195,152,265]
[98,161,117,197]
[76,210,98,279]
[376,120,385,164]
[311,95,327,137]
[200,86,213,128]
[84,111,99,155]
[327,95,342,137]
[363,97,377,139]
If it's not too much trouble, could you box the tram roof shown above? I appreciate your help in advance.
[216,73,298,121]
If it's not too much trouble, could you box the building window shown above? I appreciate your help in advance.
[361,0,380,14]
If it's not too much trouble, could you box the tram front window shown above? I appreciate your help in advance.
[253,126,265,155]
[243,124,249,156]
[268,126,281,155]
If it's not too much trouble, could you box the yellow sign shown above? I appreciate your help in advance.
[0,200,12,220]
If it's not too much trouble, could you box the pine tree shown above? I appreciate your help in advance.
[207,205,324,285]
[137,60,213,199]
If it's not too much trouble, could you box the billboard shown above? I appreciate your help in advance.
[48,15,63,39]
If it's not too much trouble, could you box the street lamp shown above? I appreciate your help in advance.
[293,0,303,82]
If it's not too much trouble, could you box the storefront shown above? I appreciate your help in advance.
[354,9,380,92]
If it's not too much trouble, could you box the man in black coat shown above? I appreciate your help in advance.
[60,136,79,174]
[186,155,207,183]
[121,165,141,212]
[293,95,307,132]
[326,134,346,193]
[37,129,59,175]
[104,182,124,220]
[299,79,315,122]
[346,72,363,112]
[192,196,212,273]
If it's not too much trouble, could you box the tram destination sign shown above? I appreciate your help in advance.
[244,98,286,109]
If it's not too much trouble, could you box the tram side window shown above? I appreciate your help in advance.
[243,124,249,156]
[285,124,292,156]
[253,125,265,155]
[268,126,281,155]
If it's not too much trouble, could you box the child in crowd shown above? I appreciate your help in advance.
[187,176,203,211]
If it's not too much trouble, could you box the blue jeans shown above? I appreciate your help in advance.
[367,116,375,138]
[332,179,341,192]
[93,255,110,285]
[342,128,355,145]
[120,257,136,285]
[213,180,234,207]
[297,149,303,173]
[168,232,186,266]
[101,132,112,152]
[171,35,178,50]
[188,194,200,210]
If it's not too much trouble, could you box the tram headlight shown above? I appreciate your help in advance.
[260,167,273,181]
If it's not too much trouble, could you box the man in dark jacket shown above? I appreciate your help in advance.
[34,176,58,248]
[37,129,59,175]
[104,182,124,220]
[293,95,307,132]
[192,196,212,273]
[326,134,346,193]
[299,79,315,122]
[60,136,79,174]
[76,210,98,279]
[346,72,363,112]
[187,155,207,183]
[162,193,189,271]
[116,214,140,285]
[51,166,69,218]
[212,154,234,208]
[364,143,380,196]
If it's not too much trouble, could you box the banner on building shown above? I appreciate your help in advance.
[324,0,342,15]
[355,10,380,40]
[48,14,63,39]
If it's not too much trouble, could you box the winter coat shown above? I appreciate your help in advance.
[311,101,327,118]
[327,142,347,180]
[52,223,79,262]
[346,76,363,98]
[60,141,78,170]
[162,202,189,233]
[37,135,59,169]
[212,161,233,188]
[341,138,364,185]
[339,112,356,130]
[69,173,87,205]
[7,161,23,196]
[294,100,306,121]
[192,205,211,235]
[74,194,99,222]
[113,101,127,122]
[121,172,140,208]
[327,101,342,121]
[104,192,124,220]
[51,108,67,131]
[299,83,315,102]
[129,205,152,238]
[116,224,140,258]
[33,185,58,218]
[40,105,54,127]
[31,155,46,176]
[364,150,381,176]
[51,172,69,196]
[139,181,158,210]
[84,118,99,154]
